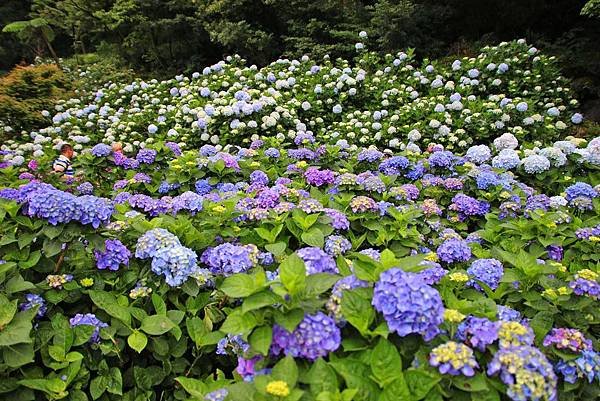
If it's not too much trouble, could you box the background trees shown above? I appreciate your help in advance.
[1,0,599,114]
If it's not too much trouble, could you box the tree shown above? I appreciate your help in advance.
[582,0,600,17]
[2,17,61,66]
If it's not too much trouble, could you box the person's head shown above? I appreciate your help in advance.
[112,142,123,153]
[60,143,74,159]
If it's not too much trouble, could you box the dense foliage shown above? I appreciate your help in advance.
[2,39,600,401]
[2,0,599,109]
[0,64,72,135]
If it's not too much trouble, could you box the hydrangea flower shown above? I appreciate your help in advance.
[324,235,352,257]
[201,243,259,276]
[456,316,499,351]
[429,341,478,376]
[135,228,181,259]
[487,345,557,401]
[270,312,341,360]
[436,238,472,264]
[297,247,338,274]
[372,268,443,340]
[542,328,592,353]
[556,350,600,384]
[151,244,198,286]
[466,258,504,291]
[94,239,131,271]
[69,313,108,343]
[20,293,47,317]
[216,334,250,356]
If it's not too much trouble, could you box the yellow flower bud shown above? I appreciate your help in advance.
[266,381,290,397]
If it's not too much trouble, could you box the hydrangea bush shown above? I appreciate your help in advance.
[0,36,600,401]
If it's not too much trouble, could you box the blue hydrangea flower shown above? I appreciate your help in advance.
[379,156,409,175]
[297,247,338,274]
[151,244,198,286]
[91,143,112,157]
[135,228,181,259]
[69,313,108,343]
[372,268,444,341]
[466,145,492,164]
[429,341,478,376]
[270,312,341,360]
[216,334,250,356]
[324,235,352,257]
[20,293,47,317]
[467,259,504,291]
[436,238,472,264]
[487,345,557,401]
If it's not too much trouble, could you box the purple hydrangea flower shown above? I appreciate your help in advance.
[270,312,341,360]
[372,268,443,341]
[543,328,592,353]
[456,316,499,351]
[77,182,94,195]
[136,148,157,164]
[94,239,131,271]
[201,243,259,276]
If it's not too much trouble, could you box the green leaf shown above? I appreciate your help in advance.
[308,358,338,395]
[89,376,107,400]
[186,317,208,347]
[370,339,402,386]
[341,289,374,335]
[378,377,410,401]
[274,308,305,332]
[451,373,488,392]
[249,326,272,355]
[272,355,298,387]
[529,311,554,341]
[405,369,440,400]
[175,377,207,399]
[301,227,325,247]
[221,274,260,298]
[305,273,340,296]
[0,294,17,328]
[266,242,287,256]
[3,343,34,367]
[280,253,306,295]
[242,290,281,313]
[151,293,167,315]
[5,275,35,294]
[107,368,122,395]
[220,310,257,334]
[89,290,131,326]
[127,331,148,353]
[42,239,62,257]
[19,251,41,269]
[0,311,33,346]
[141,315,175,336]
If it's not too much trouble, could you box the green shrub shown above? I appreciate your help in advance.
[0,64,71,134]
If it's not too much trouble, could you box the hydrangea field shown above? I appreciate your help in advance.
[2,38,600,401]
